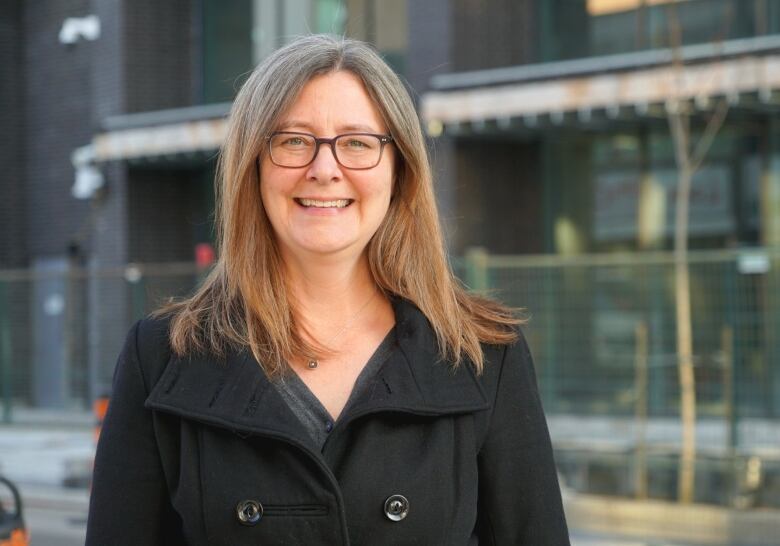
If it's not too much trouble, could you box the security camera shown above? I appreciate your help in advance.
[59,15,100,45]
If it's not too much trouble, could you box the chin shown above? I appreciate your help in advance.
[296,239,360,256]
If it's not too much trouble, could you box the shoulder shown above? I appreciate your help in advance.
[475,327,540,414]
[120,313,175,394]
[473,326,551,453]
[479,325,534,382]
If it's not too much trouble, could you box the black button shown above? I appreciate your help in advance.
[325,421,333,433]
[384,494,409,521]
[236,499,263,526]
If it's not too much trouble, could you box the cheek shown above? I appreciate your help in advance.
[363,174,393,209]
[259,166,292,217]
[366,179,393,229]
[258,182,275,224]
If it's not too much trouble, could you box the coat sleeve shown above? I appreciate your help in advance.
[85,320,185,545]
[475,331,570,545]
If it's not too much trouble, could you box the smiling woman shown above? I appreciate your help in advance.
[260,71,395,264]
[85,34,570,546]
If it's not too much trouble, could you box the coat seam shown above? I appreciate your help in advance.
[133,318,186,542]
[477,342,509,454]
[487,515,497,545]
[131,320,151,396]
[197,427,213,545]
[395,341,428,405]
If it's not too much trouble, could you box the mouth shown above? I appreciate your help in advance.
[294,198,354,209]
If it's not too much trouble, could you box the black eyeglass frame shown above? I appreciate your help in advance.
[266,131,394,170]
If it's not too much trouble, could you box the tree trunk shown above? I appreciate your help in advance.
[674,162,697,504]
[664,0,730,505]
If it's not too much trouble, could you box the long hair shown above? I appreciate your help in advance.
[156,34,519,375]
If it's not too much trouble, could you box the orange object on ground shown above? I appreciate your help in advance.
[0,528,29,546]
[0,477,28,546]
[93,396,110,443]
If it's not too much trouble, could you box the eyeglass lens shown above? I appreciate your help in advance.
[269,133,385,169]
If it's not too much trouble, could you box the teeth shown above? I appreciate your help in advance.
[298,198,350,208]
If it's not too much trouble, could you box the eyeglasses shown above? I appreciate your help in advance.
[267,131,393,170]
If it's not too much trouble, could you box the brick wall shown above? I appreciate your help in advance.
[451,0,537,71]
[124,0,194,113]
[23,0,93,260]
[0,0,27,268]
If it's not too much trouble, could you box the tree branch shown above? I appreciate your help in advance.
[690,98,730,173]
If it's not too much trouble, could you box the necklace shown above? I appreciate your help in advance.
[306,289,378,370]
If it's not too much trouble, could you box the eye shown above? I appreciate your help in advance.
[338,135,377,151]
[283,136,307,147]
[272,133,314,149]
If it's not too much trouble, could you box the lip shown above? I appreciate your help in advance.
[294,196,354,201]
[293,197,355,207]
[293,197,354,215]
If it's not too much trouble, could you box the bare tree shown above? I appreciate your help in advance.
[664,2,730,504]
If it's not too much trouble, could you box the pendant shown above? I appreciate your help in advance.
[307,359,318,369]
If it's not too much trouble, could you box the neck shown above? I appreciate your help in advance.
[283,250,378,327]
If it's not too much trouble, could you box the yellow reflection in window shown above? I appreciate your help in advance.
[587,0,695,16]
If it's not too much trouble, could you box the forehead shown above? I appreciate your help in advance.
[277,70,387,133]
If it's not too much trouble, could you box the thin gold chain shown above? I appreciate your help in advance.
[306,288,378,369]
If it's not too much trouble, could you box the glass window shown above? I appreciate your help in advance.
[316,0,347,33]
[201,0,408,105]
[344,0,408,74]
[202,0,253,103]
[539,0,780,63]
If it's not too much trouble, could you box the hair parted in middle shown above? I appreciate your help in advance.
[158,34,519,376]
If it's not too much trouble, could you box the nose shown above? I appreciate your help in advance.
[306,141,342,183]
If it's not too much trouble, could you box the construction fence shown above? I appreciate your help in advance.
[1,247,779,506]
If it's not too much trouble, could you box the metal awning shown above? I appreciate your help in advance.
[421,35,780,134]
[91,102,231,162]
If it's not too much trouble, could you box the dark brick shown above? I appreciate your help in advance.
[0,0,27,268]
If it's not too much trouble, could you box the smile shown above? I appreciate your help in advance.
[295,198,353,208]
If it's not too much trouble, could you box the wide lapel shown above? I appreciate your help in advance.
[145,346,313,449]
[341,298,490,420]
[145,298,489,440]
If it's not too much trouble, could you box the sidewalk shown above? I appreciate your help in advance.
[0,423,94,489]
[563,490,780,546]
[9,483,90,512]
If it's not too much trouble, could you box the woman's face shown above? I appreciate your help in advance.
[260,70,395,265]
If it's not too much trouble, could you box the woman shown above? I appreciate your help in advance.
[86,35,570,545]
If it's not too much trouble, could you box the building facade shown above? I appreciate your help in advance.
[420,0,780,421]
[2,0,780,507]
[1,0,779,439]
[0,0,410,408]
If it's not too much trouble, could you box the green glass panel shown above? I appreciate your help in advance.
[316,0,346,34]
[202,0,253,104]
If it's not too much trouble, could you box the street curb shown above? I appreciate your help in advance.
[563,492,780,546]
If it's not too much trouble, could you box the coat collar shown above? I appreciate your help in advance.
[145,298,489,443]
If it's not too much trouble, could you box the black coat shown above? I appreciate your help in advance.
[86,299,570,545]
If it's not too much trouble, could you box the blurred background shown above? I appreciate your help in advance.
[1,0,780,544]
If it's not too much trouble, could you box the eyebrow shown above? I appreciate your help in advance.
[277,120,383,134]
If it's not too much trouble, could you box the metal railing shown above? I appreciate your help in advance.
[456,246,780,507]
[1,247,779,505]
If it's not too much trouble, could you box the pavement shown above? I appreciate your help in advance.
[0,413,93,514]
[0,427,93,488]
[563,489,780,546]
